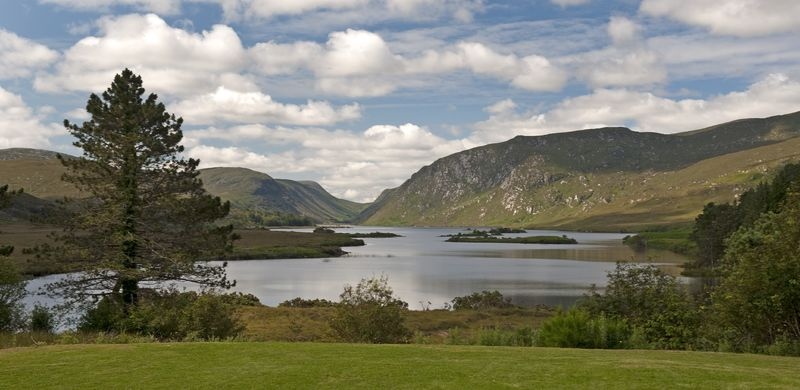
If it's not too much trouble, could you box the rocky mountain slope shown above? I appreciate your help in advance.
[359,111,800,230]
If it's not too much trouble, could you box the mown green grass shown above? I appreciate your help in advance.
[1,342,798,389]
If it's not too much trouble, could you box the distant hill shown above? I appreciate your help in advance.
[198,167,367,223]
[0,149,365,225]
[359,111,800,230]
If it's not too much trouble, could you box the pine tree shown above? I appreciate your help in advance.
[0,184,25,331]
[47,69,235,309]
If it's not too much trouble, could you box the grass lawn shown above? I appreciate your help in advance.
[1,342,798,389]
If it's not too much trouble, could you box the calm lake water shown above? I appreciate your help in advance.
[24,226,690,311]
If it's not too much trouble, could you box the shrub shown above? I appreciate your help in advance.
[580,263,698,349]
[279,297,338,308]
[537,309,629,349]
[79,290,244,340]
[451,290,515,310]
[329,275,410,343]
[29,305,56,333]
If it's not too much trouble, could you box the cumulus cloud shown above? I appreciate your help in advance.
[640,0,800,37]
[41,0,484,24]
[0,86,61,148]
[252,29,566,96]
[473,73,800,143]
[34,13,248,96]
[567,17,666,88]
[607,16,640,45]
[551,0,589,6]
[41,0,182,14]
[0,29,59,79]
[185,123,469,202]
[171,86,361,126]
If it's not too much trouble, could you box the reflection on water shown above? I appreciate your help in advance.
[25,226,693,311]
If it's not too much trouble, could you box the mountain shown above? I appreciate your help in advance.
[359,111,800,230]
[198,167,367,223]
[0,148,365,224]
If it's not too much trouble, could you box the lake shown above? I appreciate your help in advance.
[24,227,690,311]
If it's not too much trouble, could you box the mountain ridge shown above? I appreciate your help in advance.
[358,110,800,230]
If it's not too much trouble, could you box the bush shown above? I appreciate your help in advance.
[279,297,338,308]
[451,290,515,310]
[537,309,629,349]
[79,290,244,340]
[329,275,410,343]
[477,327,534,347]
[29,305,56,333]
[580,263,698,349]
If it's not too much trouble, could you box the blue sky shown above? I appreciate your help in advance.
[1,0,799,201]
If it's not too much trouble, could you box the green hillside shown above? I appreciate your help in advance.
[198,167,367,223]
[1,343,798,389]
[0,149,365,225]
[361,111,800,230]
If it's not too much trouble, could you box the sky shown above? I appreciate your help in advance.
[1,1,799,202]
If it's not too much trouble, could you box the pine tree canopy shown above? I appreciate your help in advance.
[46,69,235,308]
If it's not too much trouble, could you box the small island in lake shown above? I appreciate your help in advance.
[346,232,403,238]
[446,235,578,244]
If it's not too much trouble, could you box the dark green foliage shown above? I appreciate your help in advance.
[345,232,402,238]
[445,235,577,244]
[0,185,16,257]
[279,297,338,308]
[28,305,55,333]
[0,258,25,332]
[218,292,261,307]
[225,209,313,228]
[488,228,526,234]
[313,227,335,234]
[0,185,25,332]
[712,189,800,353]
[329,276,410,343]
[45,69,235,309]
[450,290,515,310]
[79,290,244,340]
[537,309,630,349]
[580,263,698,349]
[691,162,800,269]
[691,203,740,268]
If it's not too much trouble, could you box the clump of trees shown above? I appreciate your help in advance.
[329,275,410,343]
[690,163,800,269]
[710,187,800,354]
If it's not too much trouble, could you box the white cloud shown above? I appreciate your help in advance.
[251,29,566,96]
[473,73,800,143]
[34,13,248,96]
[186,123,469,202]
[41,0,182,14]
[0,29,59,79]
[566,17,666,88]
[640,0,800,37]
[171,86,362,125]
[0,86,61,148]
[550,0,590,7]
[607,16,640,45]
[212,0,483,23]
